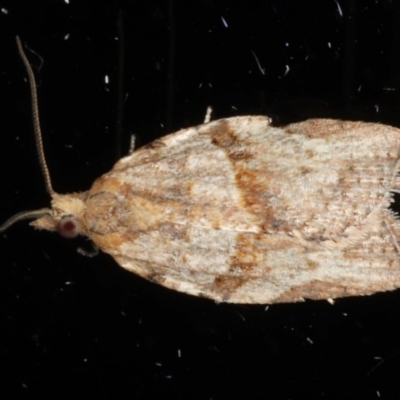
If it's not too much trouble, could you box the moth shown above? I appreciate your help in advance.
[2,37,400,304]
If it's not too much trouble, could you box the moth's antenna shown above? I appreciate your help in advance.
[16,36,54,196]
[0,39,55,232]
[0,209,52,233]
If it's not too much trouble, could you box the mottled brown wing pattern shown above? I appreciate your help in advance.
[82,117,400,303]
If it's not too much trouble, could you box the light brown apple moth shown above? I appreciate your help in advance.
[2,37,400,304]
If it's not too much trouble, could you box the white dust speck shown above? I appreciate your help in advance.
[1,8,8,14]
[64,33,70,40]
[334,0,343,17]
[265,305,269,311]
[328,42,332,48]
[357,85,362,92]
[64,0,70,4]
[251,51,265,75]
[155,362,162,367]
[178,349,181,358]
[236,312,246,321]
[221,16,228,28]
[376,391,380,398]
[198,82,212,88]
[285,42,289,47]
[375,104,379,113]
[383,87,395,92]
[284,65,290,76]
[306,337,314,344]
[65,281,73,285]
[105,75,109,84]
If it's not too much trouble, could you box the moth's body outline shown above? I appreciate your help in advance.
[3,38,400,304]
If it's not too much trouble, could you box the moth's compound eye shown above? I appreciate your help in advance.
[56,216,79,239]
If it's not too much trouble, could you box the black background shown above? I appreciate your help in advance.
[1,1,400,399]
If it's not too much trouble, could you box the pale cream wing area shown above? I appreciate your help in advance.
[82,117,400,303]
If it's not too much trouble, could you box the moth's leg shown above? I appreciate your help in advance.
[382,213,400,256]
[77,241,99,258]
[128,106,211,156]
[129,134,136,154]
[204,106,212,123]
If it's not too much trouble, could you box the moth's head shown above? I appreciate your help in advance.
[30,192,88,238]
[0,192,88,239]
